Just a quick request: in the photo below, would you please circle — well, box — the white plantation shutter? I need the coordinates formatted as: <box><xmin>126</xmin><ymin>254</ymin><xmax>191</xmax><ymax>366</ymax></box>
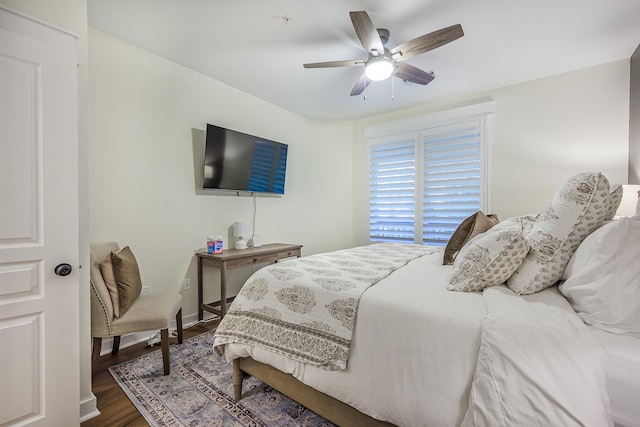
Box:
<box><xmin>368</xmin><ymin>133</ymin><xmax>417</xmax><ymax>243</ymax></box>
<box><xmin>422</xmin><ymin>121</ymin><xmax>482</xmax><ymax>246</ymax></box>
<box><xmin>364</xmin><ymin>102</ymin><xmax>493</xmax><ymax>246</ymax></box>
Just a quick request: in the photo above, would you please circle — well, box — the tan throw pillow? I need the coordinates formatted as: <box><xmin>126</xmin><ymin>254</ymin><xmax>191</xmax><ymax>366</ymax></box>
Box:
<box><xmin>110</xmin><ymin>246</ymin><xmax>143</xmax><ymax>316</ymax></box>
<box><xmin>443</xmin><ymin>211</ymin><xmax>499</xmax><ymax>265</ymax></box>
<box><xmin>99</xmin><ymin>254</ymin><xmax>121</xmax><ymax>317</ymax></box>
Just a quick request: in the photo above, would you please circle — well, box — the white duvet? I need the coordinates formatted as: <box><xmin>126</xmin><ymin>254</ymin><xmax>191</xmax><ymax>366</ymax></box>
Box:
<box><xmin>223</xmin><ymin>251</ymin><xmax>612</xmax><ymax>426</ymax></box>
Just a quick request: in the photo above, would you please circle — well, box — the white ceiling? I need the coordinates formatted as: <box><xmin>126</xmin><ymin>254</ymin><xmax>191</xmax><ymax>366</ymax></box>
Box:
<box><xmin>88</xmin><ymin>0</ymin><xmax>640</xmax><ymax>121</ymax></box>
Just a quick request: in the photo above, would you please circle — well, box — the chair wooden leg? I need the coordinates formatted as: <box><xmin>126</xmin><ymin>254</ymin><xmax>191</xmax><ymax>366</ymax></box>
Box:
<box><xmin>176</xmin><ymin>308</ymin><xmax>183</xmax><ymax>344</ymax></box>
<box><xmin>92</xmin><ymin>337</ymin><xmax>102</xmax><ymax>375</ymax></box>
<box><xmin>161</xmin><ymin>328</ymin><xmax>170</xmax><ymax>375</ymax></box>
<box><xmin>111</xmin><ymin>335</ymin><xmax>121</xmax><ymax>355</ymax></box>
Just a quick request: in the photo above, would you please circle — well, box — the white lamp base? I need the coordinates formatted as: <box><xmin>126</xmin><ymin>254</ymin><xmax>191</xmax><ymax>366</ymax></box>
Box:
<box><xmin>235</xmin><ymin>239</ymin><xmax>247</xmax><ymax>250</ymax></box>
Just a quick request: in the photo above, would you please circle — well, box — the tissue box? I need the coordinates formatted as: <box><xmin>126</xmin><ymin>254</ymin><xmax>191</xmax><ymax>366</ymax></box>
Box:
<box><xmin>207</xmin><ymin>237</ymin><xmax>224</xmax><ymax>254</ymax></box>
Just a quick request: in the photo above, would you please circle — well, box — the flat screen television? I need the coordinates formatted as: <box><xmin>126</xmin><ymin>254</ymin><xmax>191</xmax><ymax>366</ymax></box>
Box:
<box><xmin>203</xmin><ymin>124</ymin><xmax>288</xmax><ymax>194</ymax></box>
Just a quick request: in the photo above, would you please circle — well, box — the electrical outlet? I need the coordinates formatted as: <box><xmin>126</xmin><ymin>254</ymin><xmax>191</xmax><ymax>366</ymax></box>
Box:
<box><xmin>141</xmin><ymin>286</ymin><xmax>150</xmax><ymax>295</ymax></box>
<box><xmin>182</xmin><ymin>278</ymin><xmax>191</xmax><ymax>291</ymax></box>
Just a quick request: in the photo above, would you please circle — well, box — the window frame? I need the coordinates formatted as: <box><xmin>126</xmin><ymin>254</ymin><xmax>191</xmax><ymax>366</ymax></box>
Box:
<box><xmin>364</xmin><ymin>101</ymin><xmax>495</xmax><ymax>245</ymax></box>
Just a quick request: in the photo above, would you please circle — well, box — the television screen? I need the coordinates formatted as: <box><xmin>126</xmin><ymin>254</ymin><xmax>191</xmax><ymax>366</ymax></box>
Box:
<box><xmin>203</xmin><ymin>124</ymin><xmax>288</xmax><ymax>194</ymax></box>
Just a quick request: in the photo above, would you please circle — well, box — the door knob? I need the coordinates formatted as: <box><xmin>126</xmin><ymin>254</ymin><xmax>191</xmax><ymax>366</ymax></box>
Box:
<box><xmin>54</xmin><ymin>263</ymin><xmax>72</xmax><ymax>276</ymax></box>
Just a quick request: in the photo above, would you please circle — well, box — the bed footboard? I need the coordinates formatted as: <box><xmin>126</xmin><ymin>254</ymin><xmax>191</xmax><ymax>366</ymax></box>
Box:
<box><xmin>233</xmin><ymin>357</ymin><xmax>394</xmax><ymax>427</ymax></box>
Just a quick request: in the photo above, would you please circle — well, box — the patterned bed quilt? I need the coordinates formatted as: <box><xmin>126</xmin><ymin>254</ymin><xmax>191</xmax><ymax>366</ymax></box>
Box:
<box><xmin>213</xmin><ymin>243</ymin><xmax>440</xmax><ymax>370</ymax></box>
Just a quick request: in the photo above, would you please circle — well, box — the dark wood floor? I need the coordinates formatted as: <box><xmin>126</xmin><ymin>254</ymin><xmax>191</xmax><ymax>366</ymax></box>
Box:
<box><xmin>82</xmin><ymin>319</ymin><xmax>219</xmax><ymax>427</ymax></box>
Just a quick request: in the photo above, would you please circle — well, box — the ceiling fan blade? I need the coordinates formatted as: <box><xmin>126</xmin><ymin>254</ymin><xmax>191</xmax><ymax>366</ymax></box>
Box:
<box><xmin>394</xmin><ymin>62</ymin><xmax>435</xmax><ymax>85</ymax></box>
<box><xmin>390</xmin><ymin>24</ymin><xmax>464</xmax><ymax>61</ymax></box>
<box><xmin>349</xmin><ymin>11</ymin><xmax>384</xmax><ymax>55</ymax></box>
<box><xmin>303</xmin><ymin>59</ymin><xmax>364</xmax><ymax>68</ymax></box>
<box><xmin>350</xmin><ymin>73</ymin><xmax>371</xmax><ymax>96</ymax></box>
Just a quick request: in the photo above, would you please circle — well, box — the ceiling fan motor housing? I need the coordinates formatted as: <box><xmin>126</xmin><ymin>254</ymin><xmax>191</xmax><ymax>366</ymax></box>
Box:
<box><xmin>377</xmin><ymin>28</ymin><xmax>390</xmax><ymax>45</ymax></box>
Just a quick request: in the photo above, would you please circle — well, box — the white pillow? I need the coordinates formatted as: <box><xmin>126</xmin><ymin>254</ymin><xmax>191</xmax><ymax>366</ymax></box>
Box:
<box><xmin>605</xmin><ymin>184</ymin><xmax>623</xmax><ymax>220</ymax></box>
<box><xmin>559</xmin><ymin>216</ymin><xmax>640</xmax><ymax>336</ymax></box>
<box><xmin>448</xmin><ymin>217</ymin><xmax>529</xmax><ymax>292</ymax></box>
<box><xmin>507</xmin><ymin>172</ymin><xmax>610</xmax><ymax>295</ymax></box>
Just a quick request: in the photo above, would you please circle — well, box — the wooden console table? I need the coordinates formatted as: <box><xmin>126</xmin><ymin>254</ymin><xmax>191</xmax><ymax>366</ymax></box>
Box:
<box><xmin>196</xmin><ymin>243</ymin><xmax>303</xmax><ymax>320</ymax></box>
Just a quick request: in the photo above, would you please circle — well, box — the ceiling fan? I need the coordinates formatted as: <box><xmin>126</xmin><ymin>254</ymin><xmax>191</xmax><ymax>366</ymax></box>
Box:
<box><xmin>303</xmin><ymin>11</ymin><xmax>464</xmax><ymax>96</ymax></box>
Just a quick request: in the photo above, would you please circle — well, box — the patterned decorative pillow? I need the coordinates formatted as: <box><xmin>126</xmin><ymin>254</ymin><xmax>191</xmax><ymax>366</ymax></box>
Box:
<box><xmin>443</xmin><ymin>211</ymin><xmax>499</xmax><ymax>265</ymax></box>
<box><xmin>448</xmin><ymin>217</ymin><xmax>530</xmax><ymax>292</ymax></box>
<box><xmin>515</xmin><ymin>212</ymin><xmax>539</xmax><ymax>235</ymax></box>
<box><xmin>605</xmin><ymin>184</ymin><xmax>623</xmax><ymax>220</ymax></box>
<box><xmin>507</xmin><ymin>172</ymin><xmax>611</xmax><ymax>295</ymax></box>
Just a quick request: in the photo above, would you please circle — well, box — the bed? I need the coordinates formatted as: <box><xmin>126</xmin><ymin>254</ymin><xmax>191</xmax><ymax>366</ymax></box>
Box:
<box><xmin>213</xmin><ymin>172</ymin><xmax>640</xmax><ymax>427</ymax></box>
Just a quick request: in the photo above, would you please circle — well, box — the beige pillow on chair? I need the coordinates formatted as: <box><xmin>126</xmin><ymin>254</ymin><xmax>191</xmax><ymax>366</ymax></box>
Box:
<box><xmin>99</xmin><ymin>255</ymin><xmax>121</xmax><ymax>317</ymax></box>
<box><xmin>443</xmin><ymin>211</ymin><xmax>499</xmax><ymax>265</ymax></box>
<box><xmin>108</xmin><ymin>246</ymin><xmax>143</xmax><ymax>316</ymax></box>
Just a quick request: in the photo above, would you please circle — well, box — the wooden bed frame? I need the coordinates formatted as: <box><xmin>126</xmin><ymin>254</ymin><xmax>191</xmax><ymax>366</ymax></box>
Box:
<box><xmin>233</xmin><ymin>357</ymin><xmax>395</xmax><ymax>427</ymax></box>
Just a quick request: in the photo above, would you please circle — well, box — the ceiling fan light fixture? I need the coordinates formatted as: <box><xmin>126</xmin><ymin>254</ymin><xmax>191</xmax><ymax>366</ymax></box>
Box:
<box><xmin>365</xmin><ymin>57</ymin><xmax>393</xmax><ymax>81</ymax></box>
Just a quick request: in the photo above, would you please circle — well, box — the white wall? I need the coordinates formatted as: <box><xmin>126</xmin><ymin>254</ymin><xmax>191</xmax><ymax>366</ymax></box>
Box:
<box><xmin>89</xmin><ymin>29</ymin><xmax>354</xmax><ymax>320</ymax></box>
<box><xmin>353</xmin><ymin>60</ymin><xmax>630</xmax><ymax>244</ymax></box>
<box><xmin>0</xmin><ymin>0</ymin><xmax>85</xmax><ymax>33</ymax></box>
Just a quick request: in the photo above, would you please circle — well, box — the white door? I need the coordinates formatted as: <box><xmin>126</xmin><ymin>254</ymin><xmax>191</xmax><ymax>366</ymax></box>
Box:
<box><xmin>0</xmin><ymin>7</ymin><xmax>80</xmax><ymax>426</ymax></box>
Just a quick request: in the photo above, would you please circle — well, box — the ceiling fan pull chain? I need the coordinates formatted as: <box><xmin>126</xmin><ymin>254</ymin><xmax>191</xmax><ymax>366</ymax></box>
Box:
<box><xmin>364</xmin><ymin>76</ymin><xmax>367</xmax><ymax>100</ymax></box>
<box><xmin>391</xmin><ymin>70</ymin><xmax>395</xmax><ymax>101</ymax></box>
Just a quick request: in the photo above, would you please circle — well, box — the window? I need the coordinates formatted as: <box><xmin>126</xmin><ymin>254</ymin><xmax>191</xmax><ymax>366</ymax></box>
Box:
<box><xmin>365</xmin><ymin>102</ymin><xmax>494</xmax><ymax>246</ymax></box>
<box><xmin>369</xmin><ymin>132</ymin><xmax>418</xmax><ymax>243</ymax></box>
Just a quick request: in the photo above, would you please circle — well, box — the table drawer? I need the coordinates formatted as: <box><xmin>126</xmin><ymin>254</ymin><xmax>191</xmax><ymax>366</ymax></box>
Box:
<box><xmin>226</xmin><ymin>252</ymin><xmax>280</xmax><ymax>267</ymax></box>
<box><xmin>278</xmin><ymin>249</ymin><xmax>300</xmax><ymax>259</ymax></box>
<box><xmin>252</xmin><ymin>253</ymin><xmax>282</xmax><ymax>264</ymax></box>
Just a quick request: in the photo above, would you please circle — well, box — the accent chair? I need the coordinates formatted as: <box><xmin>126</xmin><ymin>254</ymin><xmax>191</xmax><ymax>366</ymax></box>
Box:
<box><xmin>89</xmin><ymin>242</ymin><xmax>183</xmax><ymax>375</ymax></box>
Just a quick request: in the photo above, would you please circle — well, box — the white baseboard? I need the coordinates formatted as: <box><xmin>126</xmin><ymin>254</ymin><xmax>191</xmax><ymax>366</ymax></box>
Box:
<box><xmin>79</xmin><ymin>392</ymin><xmax>100</xmax><ymax>422</ymax></box>
<box><xmin>99</xmin><ymin>312</ymin><xmax>217</xmax><ymax>355</ymax></box>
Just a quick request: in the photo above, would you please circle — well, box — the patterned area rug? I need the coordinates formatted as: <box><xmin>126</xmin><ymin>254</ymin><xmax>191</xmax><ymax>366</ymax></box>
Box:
<box><xmin>109</xmin><ymin>330</ymin><xmax>335</xmax><ymax>426</ymax></box>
